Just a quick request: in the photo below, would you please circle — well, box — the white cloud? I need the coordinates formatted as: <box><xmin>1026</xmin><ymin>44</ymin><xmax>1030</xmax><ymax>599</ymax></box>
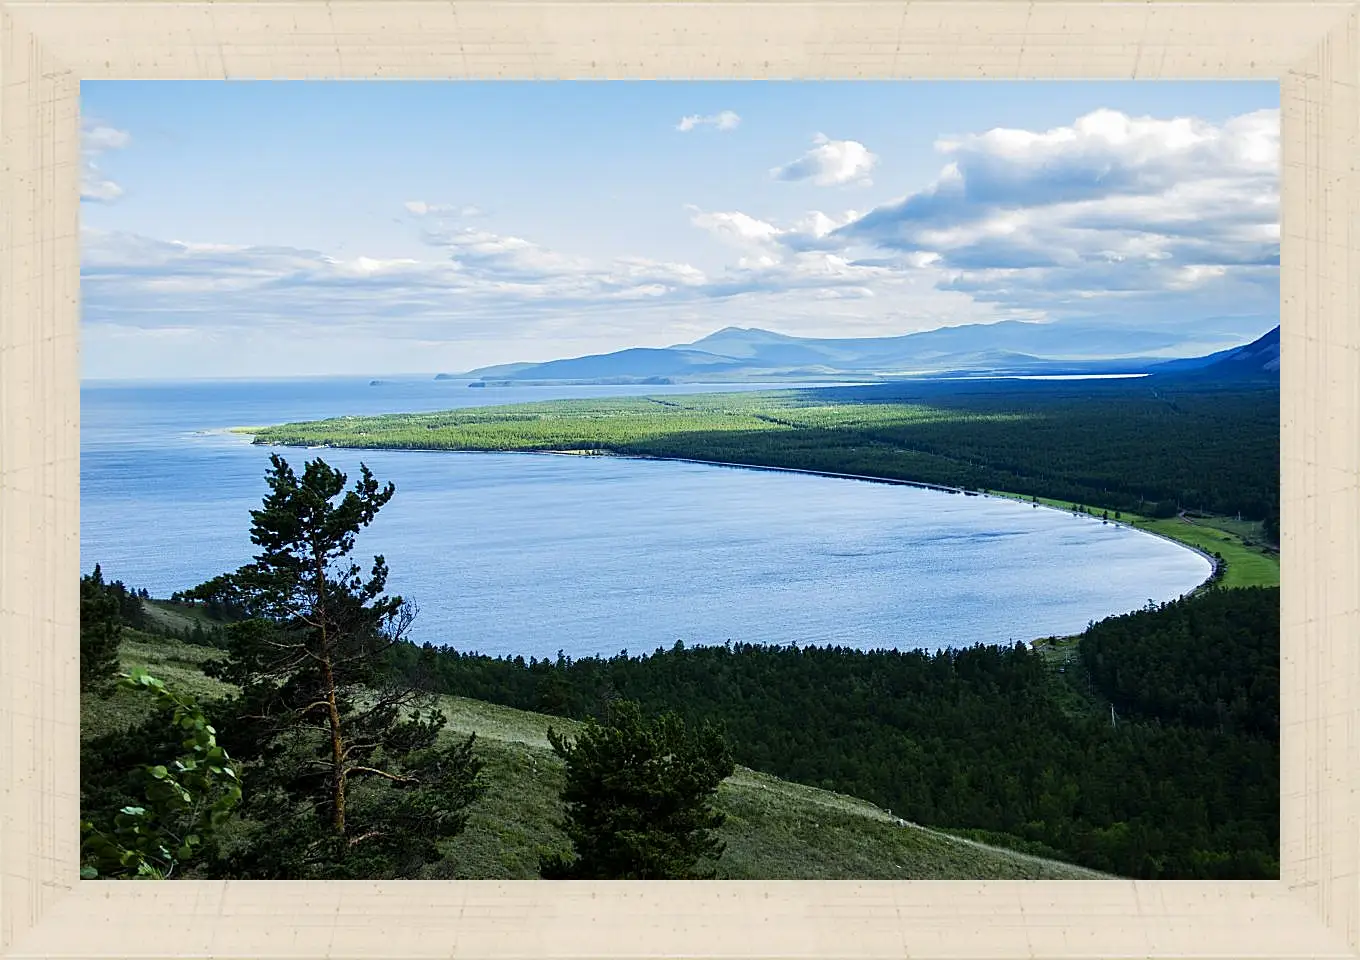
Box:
<box><xmin>841</xmin><ymin>109</ymin><xmax>1277</xmax><ymax>247</ymax></box>
<box><xmin>688</xmin><ymin>208</ymin><xmax>785</xmax><ymax>251</ymax></box>
<box><xmin>79</xmin><ymin>198</ymin><xmax>982</xmax><ymax>372</ymax></box>
<box><xmin>678</xmin><ymin>108</ymin><xmax>1277</xmax><ymax>334</ymax></box>
<box><xmin>771</xmin><ymin>134</ymin><xmax>878</xmax><ymax>187</ymax></box>
<box><xmin>676</xmin><ymin>111</ymin><xmax>741</xmax><ymax>133</ymax></box>
<box><xmin>83</xmin><ymin>125</ymin><xmax>131</xmax><ymax>152</ymax></box>
<box><xmin>929</xmin><ymin>108</ymin><xmax>1277</xmax><ymax>202</ymax></box>
<box><xmin>81</xmin><ymin>220</ymin><xmax>717</xmax><ymax>336</ymax></box>
<box><xmin>404</xmin><ymin>200</ymin><xmax>486</xmax><ymax>218</ymax></box>
<box><xmin>81</xmin><ymin>119</ymin><xmax>131</xmax><ymax>203</ymax></box>
<box><xmin>81</xmin><ymin>106</ymin><xmax>1280</xmax><ymax>377</ymax></box>
<box><xmin>813</xmin><ymin>108</ymin><xmax>1280</xmax><ymax>322</ymax></box>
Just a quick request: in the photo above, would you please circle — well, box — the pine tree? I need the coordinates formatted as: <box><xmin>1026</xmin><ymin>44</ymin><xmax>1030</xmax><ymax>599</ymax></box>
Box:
<box><xmin>201</xmin><ymin>454</ymin><xmax>483</xmax><ymax>879</ymax></box>
<box><xmin>80</xmin><ymin>564</ymin><xmax>124</xmax><ymax>692</ymax></box>
<box><xmin>540</xmin><ymin>699</ymin><xmax>735</xmax><ymax>880</ymax></box>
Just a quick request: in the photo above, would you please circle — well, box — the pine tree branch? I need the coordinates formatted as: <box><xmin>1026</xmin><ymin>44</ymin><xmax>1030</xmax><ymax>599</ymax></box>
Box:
<box><xmin>346</xmin><ymin>829</ymin><xmax>386</xmax><ymax>848</ymax></box>
<box><xmin>340</xmin><ymin>741</ymin><xmax>385</xmax><ymax>761</ymax></box>
<box><xmin>345</xmin><ymin>765</ymin><xmax>419</xmax><ymax>784</ymax></box>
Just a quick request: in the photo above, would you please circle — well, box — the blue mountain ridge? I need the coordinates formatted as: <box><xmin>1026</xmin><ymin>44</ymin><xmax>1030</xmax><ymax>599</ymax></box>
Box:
<box><xmin>442</xmin><ymin>319</ymin><xmax>1281</xmax><ymax>384</ymax></box>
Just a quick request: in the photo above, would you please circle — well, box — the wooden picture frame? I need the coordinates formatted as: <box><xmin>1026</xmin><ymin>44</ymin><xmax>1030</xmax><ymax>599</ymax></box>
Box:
<box><xmin>2</xmin><ymin>2</ymin><xmax>1354</xmax><ymax>957</ymax></box>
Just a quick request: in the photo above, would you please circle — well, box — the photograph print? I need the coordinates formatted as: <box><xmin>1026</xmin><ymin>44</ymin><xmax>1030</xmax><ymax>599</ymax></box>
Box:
<box><xmin>79</xmin><ymin>80</ymin><xmax>1280</xmax><ymax>882</ymax></box>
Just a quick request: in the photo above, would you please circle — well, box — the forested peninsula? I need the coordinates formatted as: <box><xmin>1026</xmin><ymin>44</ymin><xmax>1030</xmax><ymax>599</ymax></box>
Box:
<box><xmin>243</xmin><ymin>378</ymin><xmax>1280</xmax><ymax>588</ymax></box>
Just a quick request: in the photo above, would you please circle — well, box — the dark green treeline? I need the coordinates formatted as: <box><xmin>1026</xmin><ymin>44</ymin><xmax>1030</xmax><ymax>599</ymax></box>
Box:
<box><xmin>379</xmin><ymin>586</ymin><xmax>1280</xmax><ymax>881</ymax></box>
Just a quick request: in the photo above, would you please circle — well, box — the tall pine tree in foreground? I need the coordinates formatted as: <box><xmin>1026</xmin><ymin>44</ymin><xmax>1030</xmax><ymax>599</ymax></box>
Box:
<box><xmin>541</xmin><ymin>699</ymin><xmax>735</xmax><ymax>879</ymax></box>
<box><xmin>198</xmin><ymin>454</ymin><xmax>483</xmax><ymax>879</ymax></box>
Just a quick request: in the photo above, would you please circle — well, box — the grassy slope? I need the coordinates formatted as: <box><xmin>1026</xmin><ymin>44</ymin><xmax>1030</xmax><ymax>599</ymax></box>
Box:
<box><xmin>85</xmin><ymin>610</ymin><xmax>1108</xmax><ymax>881</ymax></box>
<box><xmin>1129</xmin><ymin>517</ymin><xmax>1277</xmax><ymax>588</ymax></box>
<box><xmin>141</xmin><ymin>599</ymin><xmax>223</xmax><ymax>633</ymax></box>
<box><xmin>986</xmin><ymin>493</ymin><xmax>1278</xmax><ymax>589</ymax></box>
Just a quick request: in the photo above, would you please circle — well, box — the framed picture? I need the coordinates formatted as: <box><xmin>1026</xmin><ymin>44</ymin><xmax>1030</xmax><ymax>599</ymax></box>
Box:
<box><xmin>3</xmin><ymin>3</ymin><xmax>1355</xmax><ymax>959</ymax></box>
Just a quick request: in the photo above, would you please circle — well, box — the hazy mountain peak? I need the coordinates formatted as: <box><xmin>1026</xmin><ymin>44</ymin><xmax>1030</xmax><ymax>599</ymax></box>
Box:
<box><xmin>1148</xmin><ymin>325</ymin><xmax>1279</xmax><ymax>380</ymax></box>
<box><xmin>452</xmin><ymin>319</ymin><xmax>1280</xmax><ymax>384</ymax></box>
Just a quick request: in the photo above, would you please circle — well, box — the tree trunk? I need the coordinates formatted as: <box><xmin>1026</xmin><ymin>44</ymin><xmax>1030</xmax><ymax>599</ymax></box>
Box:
<box><xmin>313</xmin><ymin>544</ymin><xmax>347</xmax><ymax>837</ymax></box>
<box><xmin>322</xmin><ymin>651</ymin><xmax>347</xmax><ymax>836</ymax></box>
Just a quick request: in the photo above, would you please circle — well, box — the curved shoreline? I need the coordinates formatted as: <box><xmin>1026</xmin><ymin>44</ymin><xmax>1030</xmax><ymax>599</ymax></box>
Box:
<box><xmin>249</xmin><ymin>434</ymin><xmax>1220</xmax><ymax>602</ymax></box>
<box><xmin>1107</xmin><ymin>522</ymin><xmax>1220</xmax><ymax>593</ymax></box>
<box><xmin>544</xmin><ymin>449</ymin><xmax>1221</xmax><ymax>596</ymax></box>
<box><xmin>548</xmin><ymin>449</ymin><xmax>970</xmax><ymax>495</ymax></box>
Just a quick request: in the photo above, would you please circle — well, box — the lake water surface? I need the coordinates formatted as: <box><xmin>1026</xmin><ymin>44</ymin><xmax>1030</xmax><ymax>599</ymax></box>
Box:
<box><xmin>81</xmin><ymin>377</ymin><xmax>1212</xmax><ymax>660</ymax></box>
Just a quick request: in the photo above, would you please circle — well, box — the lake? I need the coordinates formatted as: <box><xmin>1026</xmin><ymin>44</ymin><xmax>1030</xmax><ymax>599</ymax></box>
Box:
<box><xmin>81</xmin><ymin>377</ymin><xmax>1213</xmax><ymax>660</ymax></box>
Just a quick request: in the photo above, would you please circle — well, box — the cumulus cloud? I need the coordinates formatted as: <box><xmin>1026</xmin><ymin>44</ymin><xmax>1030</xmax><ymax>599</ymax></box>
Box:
<box><xmin>81</xmin><ymin>119</ymin><xmax>131</xmax><ymax>203</ymax></box>
<box><xmin>812</xmin><ymin>108</ymin><xmax>1280</xmax><ymax>321</ymax></box>
<box><xmin>688</xmin><ymin>208</ymin><xmax>785</xmax><ymax>253</ymax></box>
<box><xmin>771</xmin><ymin>134</ymin><xmax>878</xmax><ymax>186</ymax></box>
<box><xmin>840</xmin><ymin>111</ymin><xmax>1275</xmax><ymax>243</ymax></box>
<box><xmin>80</xmin><ymin>220</ymin><xmax>717</xmax><ymax>340</ymax></box>
<box><xmin>676</xmin><ymin>202</ymin><xmax>959</xmax><ymax>312</ymax></box>
<box><xmin>675</xmin><ymin>107</ymin><xmax>1278</xmax><ymax>334</ymax></box>
<box><xmin>676</xmin><ymin>110</ymin><xmax>741</xmax><ymax>133</ymax></box>
<box><xmin>686</xmin><ymin>205</ymin><xmax>870</xmax><ymax>275</ymax></box>
<box><xmin>82</xmin><ymin>105</ymin><xmax>1280</xmax><ymax>377</ymax></box>
<box><xmin>80</xmin><ymin>199</ymin><xmax>976</xmax><ymax>364</ymax></box>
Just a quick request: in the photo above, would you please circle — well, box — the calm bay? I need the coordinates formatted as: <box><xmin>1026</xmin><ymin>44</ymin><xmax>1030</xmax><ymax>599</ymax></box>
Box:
<box><xmin>81</xmin><ymin>377</ymin><xmax>1212</xmax><ymax>661</ymax></box>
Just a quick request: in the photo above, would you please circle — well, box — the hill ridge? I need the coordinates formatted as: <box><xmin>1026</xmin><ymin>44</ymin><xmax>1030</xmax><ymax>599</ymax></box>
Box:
<box><xmin>91</xmin><ymin>603</ymin><xmax>1112</xmax><ymax>881</ymax></box>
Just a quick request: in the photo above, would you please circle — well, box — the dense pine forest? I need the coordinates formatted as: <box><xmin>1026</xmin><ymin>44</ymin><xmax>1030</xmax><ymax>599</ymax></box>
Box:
<box><xmin>85</xmin><ymin>572</ymin><xmax>1280</xmax><ymax>880</ymax></box>
<box><xmin>84</xmin><ymin>377</ymin><xmax>1281</xmax><ymax>881</ymax></box>
<box><xmin>371</xmin><ymin>586</ymin><xmax>1280</xmax><ymax>880</ymax></box>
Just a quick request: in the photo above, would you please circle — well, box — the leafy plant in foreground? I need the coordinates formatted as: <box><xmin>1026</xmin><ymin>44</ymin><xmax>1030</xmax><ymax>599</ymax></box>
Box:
<box><xmin>80</xmin><ymin>669</ymin><xmax>242</xmax><ymax>879</ymax></box>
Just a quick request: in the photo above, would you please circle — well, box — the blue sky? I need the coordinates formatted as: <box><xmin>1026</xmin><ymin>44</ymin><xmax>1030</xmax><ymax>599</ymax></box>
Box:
<box><xmin>80</xmin><ymin>81</ymin><xmax>1280</xmax><ymax>379</ymax></box>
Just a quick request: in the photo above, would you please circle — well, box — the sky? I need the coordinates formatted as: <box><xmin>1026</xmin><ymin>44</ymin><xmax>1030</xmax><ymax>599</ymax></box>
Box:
<box><xmin>80</xmin><ymin>81</ymin><xmax>1280</xmax><ymax>380</ymax></box>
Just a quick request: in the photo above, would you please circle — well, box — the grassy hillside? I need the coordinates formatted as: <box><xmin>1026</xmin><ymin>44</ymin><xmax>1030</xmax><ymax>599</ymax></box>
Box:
<box><xmin>83</xmin><ymin>606</ymin><xmax>1107</xmax><ymax>881</ymax></box>
<box><xmin>1128</xmin><ymin>516</ymin><xmax>1276</xmax><ymax>588</ymax></box>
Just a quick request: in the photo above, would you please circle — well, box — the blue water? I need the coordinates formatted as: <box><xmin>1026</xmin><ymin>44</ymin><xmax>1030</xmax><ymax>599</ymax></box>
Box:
<box><xmin>80</xmin><ymin>377</ymin><xmax>1212</xmax><ymax>660</ymax></box>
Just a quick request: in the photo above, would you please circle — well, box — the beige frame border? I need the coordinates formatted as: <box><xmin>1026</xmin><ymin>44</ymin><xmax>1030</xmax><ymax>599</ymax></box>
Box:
<box><xmin>1</xmin><ymin>1</ymin><xmax>1355</xmax><ymax>957</ymax></box>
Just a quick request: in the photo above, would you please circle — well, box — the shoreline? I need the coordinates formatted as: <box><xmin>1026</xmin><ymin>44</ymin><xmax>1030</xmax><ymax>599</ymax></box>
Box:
<box><xmin>243</xmin><ymin>432</ymin><xmax>1221</xmax><ymax>611</ymax></box>
<box><xmin>552</xmin><ymin>449</ymin><xmax>1222</xmax><ymax>597</ymax></box>
<box><xmin>540</xmin><ymin>448</ymin><xmax>969</xmax><ymax>496</ymax></box>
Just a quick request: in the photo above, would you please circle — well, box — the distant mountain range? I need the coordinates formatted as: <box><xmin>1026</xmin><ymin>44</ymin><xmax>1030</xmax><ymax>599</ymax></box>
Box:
<box><xmin>1145</xmin><ymin>325</ymin><xmax>1281</xmax><ymax>381</ymax></box>
<box><xmin>435</xmin><ymin>319</ymin><xmax>1281</xmax><ymax>386</ymax></box>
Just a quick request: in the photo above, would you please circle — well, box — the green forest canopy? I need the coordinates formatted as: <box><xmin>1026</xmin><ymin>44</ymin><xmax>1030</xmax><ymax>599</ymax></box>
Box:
<box><xmin>376</xmin><ymin>585</ymin><xmax>1280</xmax><ymax>880</ymax></box>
